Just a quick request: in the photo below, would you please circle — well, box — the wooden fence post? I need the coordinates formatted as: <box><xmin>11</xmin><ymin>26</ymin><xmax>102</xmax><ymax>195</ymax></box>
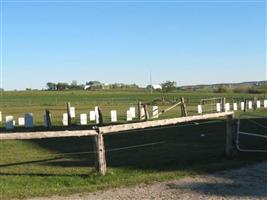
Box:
<box><xmin>222</xmin><ymin>98</ymin><xmax>226</xmax><ymax>112</ymax></box>
<box><xmin>180</xmin><ymin>97</ymin><xmax>188</xmax><ymax>117</ymax></box>
<box><xmin>253</xmin><ymin>96</ymin><xmax>257</xmax><ymax>111</ymax></box>
<box><xmin>45</xmin><ymin>109</ymin><xmax>52</xmax><ymax>128</ymax></box>
<box><xmin>138</xmin><ymin>101</ymin><xmax>142</xmax><ymax>121</ymax></box>
<box><xmin>98</xmin><ymin>107</ymin><xmax>104</xmax><ymax>125</ymax></box>
<box><xmin>225</xmin><ymin>114</ymin><xmax>235</xmax><ymax>157</ymax></box>
<box><xmin>244</xmin><ymin>99</ymin><xmax>248</xmax><ymax>112</ymax></box>
<box><xmin>144</xmin><ymin>104</ymin><xmax>150</xmax><ymax>121</ymax></box>
<box><xmin>93</xmin><ymin>131</ymin><xmax>106</xmax><ymax>176</ymax></box>
<box><xmin>66</xmin><ymin>102</ymin><xmax>71</xmax><ymax>126</ymax></box>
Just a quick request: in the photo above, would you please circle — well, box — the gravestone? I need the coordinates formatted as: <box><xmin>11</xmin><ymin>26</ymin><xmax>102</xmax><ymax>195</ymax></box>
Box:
<box><xmin>248</xmin><ymin>101</ymin><xmax>253</xmax><ymax>109</ymax></box>
<box><xmin>25</xmin><ymin>113</ymin><xmax>34</xmax><ymax>128</ymax></box>
<box><xmin>240</xmin><ymin>102</ymin><xmax>245</xmax><ymax>110</ymax></box>
<box><xmin>111</xmin><ymin>110</ymin><xmax>117</xmax><ymax>122</ymax></box>
<box><xmin>233</xmin><ymin>103</ymin><xmax>238</xmax><ymax>111</ymax></box>
<box><xmin>216</xmin><ymin>103</ymin><xmax>221</xmax><ymax>112</ymax></box>
<box><xmin>264</xmin><ymin>100</ymin><xmax>267</xmax><ymax>108</ymax></box>
<box><xmin>129</xmin><ymin>107</ymin><xmax>136</xmax><ymax>118</ymax></box>
<box><xmin>62</xmin><ymin>113</ymin><xmax>68</xmax><ymax>126</ymax></box>
<box><xmin>80</xmin><ymin>113</ymin><xmax>87</xmax><ymax>125</ymax></box>
<box><xmin>0</xmin><ymin>112</ymin><xmax>2</xmax><ymax>122</ymax></box>
<box><xmin>225</xmin><ymin>103</ymin><xmax>230</xmax><ymax>111</ymax></box>
<box><xmin>90</xmin><ymin>111</ymin><xmax>96</xmax><ymax>121</ymax></box>
<box><xmin>152</xmin><ymin>106</ymin><xmax>159</xmax><ymax>118</ymax></box>
<box><xmin>70</xmin><ymin>107</ymin><xmax>75</xmax><ymax>118</ymax></box>
<box><xmin>127</xmin><ymin>110</ymin><xmax>133</xmax><ymax>121</ymax></box>
<box><xmin>95</xmin><ymin>107</ymin><xmax>100</xmax><ymax>124</ymax></box>
<box><xmin>5</xmin><ymin>116</ymin><xmax>14</xmax><ymax>130</ymax></box>
<box><xmin>257</xmin><ymin>100</ymin><xmax>261</xmax><ymax>108</ymax></box>
<box><xmin>197</xmin><ymin>105</ymin><xmax>202</xmax><ymax>114</ymax></box>
<box><xmin>18</xmin><ymin>117</ymin><xmax>25</xmax><ymax>126</ymax></box>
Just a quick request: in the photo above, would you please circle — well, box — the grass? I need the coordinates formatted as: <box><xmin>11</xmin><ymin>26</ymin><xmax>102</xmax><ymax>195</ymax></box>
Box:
<box><xmin>0</xmin><ymin>90</ymin><xmax>267</xmax><ymax>199</ymax></box>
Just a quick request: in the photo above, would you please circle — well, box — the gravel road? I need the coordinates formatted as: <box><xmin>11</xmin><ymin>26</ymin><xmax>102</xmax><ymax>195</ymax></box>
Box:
<box><xmin>28</xmin><ymin>162</ymin><xmax>267</xmax><ymax>200</ymax></box>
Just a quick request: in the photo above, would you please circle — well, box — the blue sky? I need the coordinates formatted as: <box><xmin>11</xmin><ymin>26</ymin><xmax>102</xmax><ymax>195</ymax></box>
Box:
<box><xmin>1</xmin><ymin>0</ymin><xmax>266</xmax><ymax>90</ymax></box>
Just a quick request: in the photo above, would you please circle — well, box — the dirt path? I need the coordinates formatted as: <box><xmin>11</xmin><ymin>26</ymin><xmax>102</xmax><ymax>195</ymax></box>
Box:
<box><xmin>29</xmin><ymin>162</ymin><xmax>267</xmax><ymax>200</ymax></box>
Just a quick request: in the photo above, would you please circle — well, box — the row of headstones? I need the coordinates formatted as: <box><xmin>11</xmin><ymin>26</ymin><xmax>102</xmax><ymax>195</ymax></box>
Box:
<box><xmin>1</xmin><ymin>106</ymin><xmax>160</xmax><ymax>130</ymax></box>
<box><xmin>197</xmin><ymin>100</ymin><xmax>267</xmax><ymax>114</ymax></box>
<box><xmin>62</xmin><ymin>106</ymin><xmax>160</xmax><ymax>126</ymax></box>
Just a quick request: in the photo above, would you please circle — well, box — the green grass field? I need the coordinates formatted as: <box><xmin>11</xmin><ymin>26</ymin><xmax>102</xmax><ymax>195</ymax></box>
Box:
<box><xmin>0</xmin><ymin>90</ymin><xmax>267</xmax><ymax>199</ymax></box>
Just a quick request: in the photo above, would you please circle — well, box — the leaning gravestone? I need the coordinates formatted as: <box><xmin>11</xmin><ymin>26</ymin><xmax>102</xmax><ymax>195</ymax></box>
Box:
<box><xmin>5</xmin><ymin>116</ymin><xmax>14</xmax><ymax>130</ymax></box>
<box><xmin>25</xmin><ymin>113</ymin><xmax>34</xmax><ymax>128</ymax></box>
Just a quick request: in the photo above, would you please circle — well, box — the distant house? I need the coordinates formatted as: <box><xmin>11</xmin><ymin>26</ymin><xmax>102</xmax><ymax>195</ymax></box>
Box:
<box><xmin>84</xmin><ymin>82</ymin><xmax>110</xmax><ymax>90</ymax></box>
<box><xmin>152</xmin><ymin>84</ymin><xmax>162</xmax><ymax>90</ymax></box>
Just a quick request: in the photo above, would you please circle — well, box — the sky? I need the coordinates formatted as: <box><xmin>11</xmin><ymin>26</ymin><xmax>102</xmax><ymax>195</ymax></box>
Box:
<box><xmin>0</xmin><ymin>0</ymin><xmax>266</xmax><ymax>90</ymax></box>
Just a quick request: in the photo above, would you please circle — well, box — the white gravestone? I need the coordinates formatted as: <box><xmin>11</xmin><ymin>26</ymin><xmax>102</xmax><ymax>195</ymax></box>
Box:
<box><xmin>95</xmin><ymin>107</ymin><xmax>100</xmax><ymax>124</ymax></box>
<box><xmin>80</xmin><ymin>114</ymin><xmax>87</xmax><ymax>125</ymax></box>
<box><xmin>264</xmin><ymin>100</ymin><xmax>267</xmax><ymax>108</ymax></box>
<box><xmin>129</xmin><ymin>107</ymin><xmax>136</xmax><ymax>118</ymax></box>
<box><xmin>257</xmin><ymin>101</ymin><xmax>261</xmax><ymax>108</ymax></box>
<box><xmin>62</xmin><ymin>113</ymin><xmax>68</xmax><ymax>126</ymax></box>
<box><xmin>152</xmin><ymin>106</ymin><xmax>159</xmax><ymax>118</ymax></box>
<box><xmin>90</xmin><ymin>111</ymin><xmax>96</xmax><ymax>121</ymax></box>
<box><xmin>225</xmin><ymin>103</ymin><xmax>230</xmax><ymax>111</ymax></box>
<box><xmin>216</xmin><ymin>103</ymin><xmax>221</xmax><ymax>112</ymax></box>
<box><xmin>240</xmin><ymin>102</ymin><xmax>245</xmax><ymax>110</ymax></box>
<box><xmin>25</xmin><ymin>113</ymin><xmax>34</xmax><ymax>128</ymax></box>
<box><xmin>111</xmin><ymin>110</ymin><xmax>117</xmax><ymax>122</ymax></box>
<box><xmin>233</xmin><ymin>103</ymin><xmax>238</xmax><ymax>111</ymax></box>
<box><xmin>43</xmin><ymin>114</ymin><xmax>51</xmax><ymax>127</ymax></box>
<box><xmin>18</xmin><ymin>117</ymin><xmax>25</xmax><ymax>126</ymax></box>
<box><xmin>5</xmin><ymin>116</ymin><xmax>14</xmax><ymax>130</ymax></box>
<box><xmin>0</xmin><ymin>111</ymin><xmax>2</xmax><ymax>122</ymax></box>
<box><xmin>127</xmin><ymin>110</ymin><xmax>133</xmax><ymax>121</ymax></box>
<box><xmin>248</xmin><ymin>101</ymin><xmax>253</xmax><ymax>109</ymax></box>
<box><xmin>70</xmin><ymin>107</ymin><xmax>75</xmax><ymax>118</ymax></box>
<box><xmin>198</xmin><ymin>105</ymin><xmax>202</xmax><ymax>114</ymax></box>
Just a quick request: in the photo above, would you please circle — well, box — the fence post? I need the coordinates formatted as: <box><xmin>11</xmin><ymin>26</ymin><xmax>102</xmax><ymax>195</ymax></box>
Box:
<box><xmin>93</xmin><ymin>131</ymin><xmax>106</xmax><ymax>176</ymax></box>
<box><xmin>45</xmin><ymin>109</ymin><xmax>52</xmax><ymax>128</ymax></box>
<box><xmin>138</xmin><ymin>101</ymin><xmax>142</xmax><ymax>120</ymax></box>
<box><xmin>98</xmin><ymin>107</ymin><xmax>104</xmax><ymax>125</ymax></box>
<box><xmin>225</xmin><ymin>114</ymin><xmax>235</xmax><ymax>157</ymax></box>
<box><xmin>222</xmin><ymin>98</ymin><xmax>226</xmax><ymax>112</ymax></box>
<box><xmin>253</xmin><ymin>96</ymin><xmax>257</xmax><ymax>111</ymax></box>
<box><xmin>180</xmin><ymin>97</ymin><xmax>188</xmax><ymax>117</ymax></box>
<box><xmin>144</xmin><ymin>104</ymin><xmax>150</xmax><ymax>121</ymax></box>
<box><xmin>244</xmin><ymin>99</ymin><xmax>248</xmax><ymax>112</ymax></box>
<box><xmin>66</xmin><ymin>102</ymin><xmax>71</xmax><ymax>126</ymax></box>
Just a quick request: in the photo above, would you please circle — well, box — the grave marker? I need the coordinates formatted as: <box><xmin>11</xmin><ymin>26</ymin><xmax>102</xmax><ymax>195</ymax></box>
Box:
<box><xmin>62</xmin><ymin>113</ymin><xmax>68</xmax><ymax>126</ymax></box>
<box><xmin>216</xmin><ymin>103</ymin><xmax>221</xmax><ymax>112</ymax></box>
<box><xmin>111</xmin><ymin>110</ymin><xmax>117</xmax><ymax>122</ymax></box>
<box><xmin>95</xmin><ymin>107</ymin><xmax>100</xmax><ymax>124</ymax></box>
<box><xmin>240</xmin><ymin>102</ymin><xmax>245</xmax><ymax>110</ymax></box>
<box><xmin>264</xmin><ymin>100</ymin><xmax>267</xmax><ymax>108</ymax></box>
<box><xmin>129</xmin><ymin>107</ymin><xmax>136</xmax><ymax>118</ymax></box>
<box><xmin>152</xmin><ymin>106</ymin><xmax>159</xmax><ymax>118</ymax></box>
<box><xmin>0</xmin><ymin>112</ymin><xmax>2</xmax><ymax>122</ymax></box>
<box><xmin>25</xmin><ymin>113</ymin><xmax>34</xmax><ymax>128</ymax></box>
<box><xmin>233</xmin><ymin>103</ymin><xmax>238</xmax><ymax>111</ymax></box>
<box><xmin>127</xmin><ymin>110</ymin><xmax>133</xmax><ymax>121</ymax></box>
<box><xmin>90</xmin><ymin>111</ymin><xmax>96</xmax><ymax>121</ymax></box>
<box><xmin>5</xmin><ymin>116</ymin><xmax>14</xmax><ymax>130</ymax></box>
<box><xmin>18</xmin><ymin>117</ymin><xmax>25</xmax><ymax>126</ymax></box>
<box><xmin>198</xmin><ymin>105</ymin><xmax>202</xmax><ymax>114</ymax></box>
<box><xmin>80</xmin><ymin>114</ymin><xmax>88</xmax><ymax>125</ymax></box>
<box><xmin>257</xmin><ymin>100</ymin><xmax>261</xmax><ymax>108</ymax></box>
<box><xmin>70</xmin><ymin>107</ymin><xmax>76</xmax><ymax>118</ymax></box>
<box><xmin>248</xmin><ymin>101</ymin><xmax>253</xmax><ymax>109</ymax></box>
<box><xmin>225</xmin><ymin>103</ymin><xmax>230</xmax><ymax>111</ymax></box>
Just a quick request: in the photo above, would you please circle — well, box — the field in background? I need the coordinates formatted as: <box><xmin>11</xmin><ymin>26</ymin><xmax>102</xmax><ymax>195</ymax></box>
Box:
<box><xmin>0</xmin><ymin>90</ymin><xmax>266</xmax><ymax>127</ymax></box>
<box><xmin>0</xmin><ymin>90</ymin><xmax>267</xmax><ymax>199</ymax></box>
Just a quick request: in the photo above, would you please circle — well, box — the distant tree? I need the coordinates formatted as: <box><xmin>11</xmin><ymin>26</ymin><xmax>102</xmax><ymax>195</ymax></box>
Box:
<box><xmin>46</xmin><ymin>82</ymin><xmax>57</xmax><ymax>91</ymax></box>
<box><xmin>161</xmin><ymin>81</ymin><xmax>177</xmax><ymax>92</ymax></box>
<box><xmin>57</xmin><ymin>82</ymin><xmax>69</xmax><ymax>91</ymax></box>
<box><xmin>214</xmin><ymin>85</ymin><xmax>229</xmax><ymax>93</ymax></box>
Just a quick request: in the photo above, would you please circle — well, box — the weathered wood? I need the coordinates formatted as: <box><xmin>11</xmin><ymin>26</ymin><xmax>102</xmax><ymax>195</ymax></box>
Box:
<box><xmin>181</xmin><ymin>97</ymin><xmax>188</xmax><ymax>117</ymax></box>
<box><xmin>0</xmin><ymin>130</ymin><xmax>98</xmax><ymax>140</ymax></box>
<box><xmin>244</xmin><ymin>99</ymin><xmax>248</xmax><ymax>112</ymax></box>
<box><xmin>98</xmin><ymin>107</ymin><xmax>104</xmax><ymax>125</ymax></box>
<box><xmin>225</xmin><ymin>114</ymin><xmax>235</xmax><ymax>157</ymax></box>
<box><xmin>45</xmin><ymin>110</ymin><xmax>52</xmax><ymax>128</ymax></box>
<box><xmin>100</xmin><ymin>112</ymin><xmax>234</xmax><ymax>135</ymax></box>
<box><xmin>67</xmin><ymin>102</ymin><xmax>71</xmax><ymax>126</ymax></box>
<box><xmin>144</xmin><ymin>104</ymin><xmax>150</xmax><ymax>121</ymax></box>
<box><xmin>253</xmin><ymin>96</ymin><xmax>257</xmax><ymax>111</ymax></box>
<box><xmin>94</xmin><ymin>132</ymin><xmax>106</xmax><ymax>175</ymax></box>
<box><xmin>221</xmin><ymin>98</ymin><xmax>226</xmax><ymax>112</ymax></box>
<box><xmin>138</xmin><ymin>101</ymin><xmax>142</xmax><ymax>120</ymax></box>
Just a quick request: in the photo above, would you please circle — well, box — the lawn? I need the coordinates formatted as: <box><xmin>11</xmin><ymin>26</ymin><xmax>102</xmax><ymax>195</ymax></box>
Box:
<box><xmin>0</xmin><ymin>90</ymin><xmax>267</xmax><ymax>199</ymax></box>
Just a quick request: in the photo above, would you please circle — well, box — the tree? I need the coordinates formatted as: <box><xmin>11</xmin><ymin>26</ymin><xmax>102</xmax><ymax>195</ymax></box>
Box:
<box><xmin>57</xmin><ymin>82</ymin><xmax>69</xmax><ymax>91</ymax></box>
<box><xmin>46</xmin><ymin>82</ymin><xmax>57</xmax><ymax>91</ymax></box>
<box><xmin>161</xmin><ymin>81</ymin><xmax>177</xmax><ymax>92</ymax></box>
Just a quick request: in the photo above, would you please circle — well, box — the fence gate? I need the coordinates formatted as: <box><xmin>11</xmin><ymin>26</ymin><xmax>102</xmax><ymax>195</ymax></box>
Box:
<box><xmin>236</xmin><ymin>114</ymin><xmax>267</xmax><ymax>153</ymax></box>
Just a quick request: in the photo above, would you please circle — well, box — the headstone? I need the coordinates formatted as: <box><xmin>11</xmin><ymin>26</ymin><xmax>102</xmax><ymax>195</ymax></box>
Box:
<box><xmin>257</xmin><ymin>100</ymin><xmax>261</xmax><ymax>108</ymax></box>
<box><xmin>127</xmin><ymin>110</ymin><xmax>133</xmax><ymax>121</ymax></box>
<box><xmin>62</xmin><ymin>113</ymin><xmax>68</xmax><ymax>126</ymax></box>
<box><xmin>25</xmin><ymin>113</ymin><xmax>34</xmax><ymax>128</ymax></box>
<box><xmin>111</xmin><ymin>110</ymin><xmax>117</xmax><ymax>122</ymax></box>
<box><xmin>248</xmin><ymin>101</ymin><xmax>253</xmax><ymax>109</ymax></box>
<box><xmin>95</xmin><ymin>106</ymin><xmax>99</xmax><ymax>124</ymax></box>
<box><xmin>233</xmin><ymin>103</ymin><xmax>238</xmax><ymax>111</ymax></box>
<box><xmin>0</xmin><ymin>111</ymin><xmax>2</xmax><ymax>122</ymax></box>
<box><xmin>225</xmin><ymin>103</ymin><xmax>230</xmax><ymax>111</ymax></box>
<box><xmin>129</xmin><ymin>107</ymin><xmax>136</xmax><ymax>118</ymax></box>
<box><xmin>240</xmin><ymin>102</ymin><xmax>245</xmax><ymax>110</ymax></box>
<box><xmin>80</xmin><ymin>113</ymin><xmax>87</xmax><ymax>125</ymax></box>
<box><xmin>216</xmin><ymin>103</ymin><xmax>221</xmax><ymax>112</ymax></box>
<box><xmin>264</xmin><ymin>100</ymin><xmax>267</xmax><ymax>108</ymax></box>
<box><xmin>18</xmin><ymin>117</ymin><xmax>25</xmax><ymax>126</ymax></box>
<box><xmin>70</xmin><ymin>107</ymin><xmax>75</xmax><ymax>118</ymax></box>
<box><xmin>152</xmin><ymin>106</ymin><xmax>159</xmax><ymax>118</ymax></box>
<box><xmin>90</xmin><ymin>111</ymin><xmax>96</xmax><ymax>121</ymax></box>
<box><xmin>5</xmin><ymin>116</ymin><xmax>14</xmax><ymax>130</ymax></box>
<box><xmin>141</xmin><ymin>107</ymin><xmax>146</xmax><ymax>120</ymax></box>
<box><xmin>197</xmin><ymin>105</ymin><xmax>202</xmax><ymax>114</ymax></box>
